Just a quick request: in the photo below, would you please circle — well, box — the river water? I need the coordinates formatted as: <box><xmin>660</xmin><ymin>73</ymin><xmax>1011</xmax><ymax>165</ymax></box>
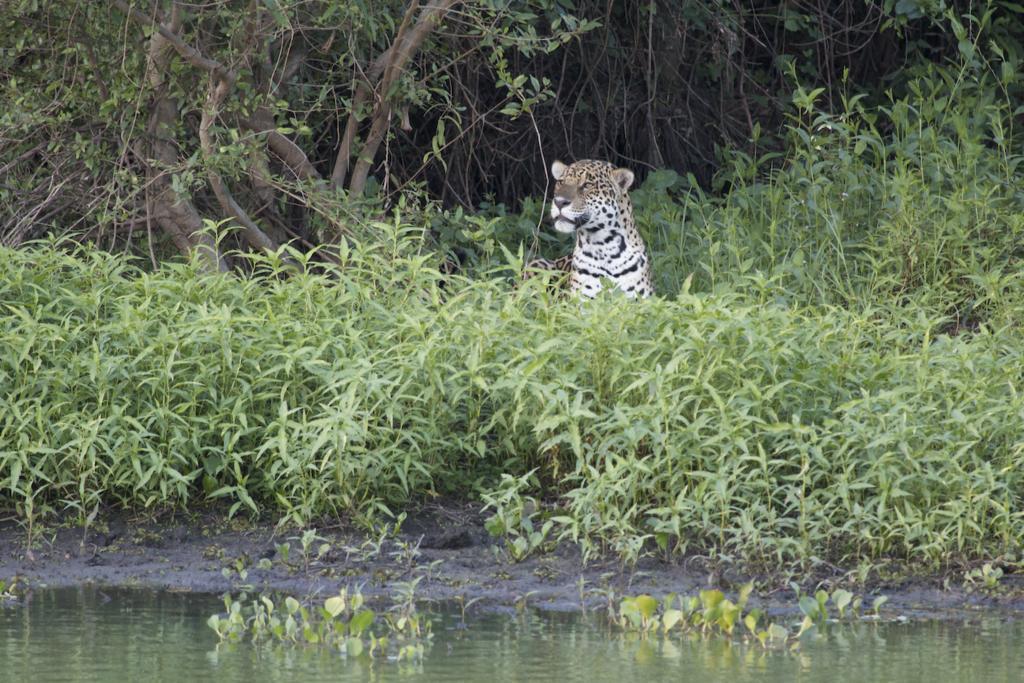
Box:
<box><xmin>1</xmin><ymin>588</ymin><xmax>1020</xmax><ymax>682</ymax></box>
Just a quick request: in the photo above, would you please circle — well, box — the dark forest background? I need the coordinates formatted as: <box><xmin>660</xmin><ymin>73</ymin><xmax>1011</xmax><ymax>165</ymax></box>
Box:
<box><xmin>2</xmin><ymin>1</ymin><xmax>1022</xmax><ymax>268</ymax></box>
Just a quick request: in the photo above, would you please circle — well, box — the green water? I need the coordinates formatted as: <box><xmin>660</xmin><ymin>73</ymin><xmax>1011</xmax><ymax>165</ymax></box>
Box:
<box><xmin>1</xmin><ymin>588</ymin><xmax>1021</xmax><ymax>682</ymax></box>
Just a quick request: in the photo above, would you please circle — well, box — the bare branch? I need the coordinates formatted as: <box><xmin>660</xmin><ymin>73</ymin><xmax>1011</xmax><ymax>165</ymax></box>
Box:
<box><xmin>239</xmin><ymin>113</ymin><xmax>322</xmax><ymax>183</ymax></box>
<box><xmin>330</xmin><ymin>2</ymin><xmax>420</xmax><ymax>189</ymax></box>
<box><xmin>113</xmin><ymin>0</ymin><xmax>234</xmax><ymax>81</ymax></box>
<box><xmin>347</xmin><ymin>0</ymin><xmax>460</xmax><ymax>196</ymax></box>
<box><xmin>140</xmin><ymin>1</ymin><xmax>227</xmax><ymax>273</ymax></box>
<box><xmin>200</xmin><ymin>77</ymin><xmax>279</xmax><ymax>253</ymax></box>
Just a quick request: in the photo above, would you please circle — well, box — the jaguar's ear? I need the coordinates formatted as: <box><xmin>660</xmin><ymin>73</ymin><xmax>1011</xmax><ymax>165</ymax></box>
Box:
<box><xmin>551</xmin><ymin>160</ymin><xmax>568</xmax><ymax>180</ymax></box>
<box><xmin>611</xmin><ymin>167</ymin><xmax>635</xmax><ymax>191</ymax></box>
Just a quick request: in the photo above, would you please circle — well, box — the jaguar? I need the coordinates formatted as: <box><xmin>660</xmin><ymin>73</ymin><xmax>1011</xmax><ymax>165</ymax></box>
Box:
<box><xmin>525</xmin><ymin>159</ymin><xmax>653</xmax><ymax>298</ymax></box>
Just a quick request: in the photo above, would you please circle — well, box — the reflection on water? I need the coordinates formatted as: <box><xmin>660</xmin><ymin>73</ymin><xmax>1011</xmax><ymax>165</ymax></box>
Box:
<box><xmin>1</xmin><ymin>588</ymin><xmax>1021</xmax><ymax>682</ymax></box>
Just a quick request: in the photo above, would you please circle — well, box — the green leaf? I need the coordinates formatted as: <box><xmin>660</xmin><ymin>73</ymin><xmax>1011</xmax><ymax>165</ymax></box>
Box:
<box><xmin>349</xmin><ymin>609</ymin><xmax>375</xmax><ymax>636</ymax></box>
<box><xmin>346</xmin><ymin>636</ymin><xmax>364</xmax><ymax>657</ymax></box>
<box><xmin>260</xmin><ymin>0</ymin><xmax>290</xmax><ymax>28</ymax></box>
<box><xmin>744</xmin><ymin>609</ymin><xmax>763</xmax><ymax>634</ymax></box>
<box><xmin>815</xmin><ymin>589</ymin><xmax>829</xmax><ymax>617</ymax></box>
<box><xmin>737</xmin><ymin>582</ymin><xmax>754</xmax><ymax>609</ymax></box>
<box><xmin>798</xmin><ymin>596</ymin><xmax>820</xmax><ymax>620</ymax></box>
<box><xmin>662</xmin><ymin>608</ymin><xmax>682</xmax><ymax>632</ymax></box>
<box><xmin>872</xmin><ymin>595</ymin><xmax>889</xmax><ymax>613</ymax></box>
<box><xmin>796</xmin><ymin>615</ymin><xmax>815</xmax><ymax>637</ymax></box>
<box><xmin>767</xmin><ymin>623</ymin><xmax>789</xmax><ymax>641</ymax></box>
<box><xmin>324</xmin><ymin>596</ymin><xmax>345</xmax><ymax>618</ymax></box>
<box><xmin>484</xmin><ymin>515</ymin><xmax>506</xmax><ymax>537</ymax></box>
<box><xmin>699</xmin><ymin>589</ymin><xmax>724</xmax><ymax>610</ymax></box>
<box><xmin>832</xmin><ymin>589</ymin><xmax>853</xmax><ymax>617</ymax></box>
<box><xmin>717</xmin><ymin>600</ymin><xmax>739</xmax><ymax>634</ymax></box>
<box><xmin>634</xmin><ymin>594</ymin><xmax>658</xmax><ymax>620</ymax></box>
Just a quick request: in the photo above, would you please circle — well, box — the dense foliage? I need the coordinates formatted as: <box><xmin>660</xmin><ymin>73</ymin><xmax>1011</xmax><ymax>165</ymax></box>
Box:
<box><xmin>3</xmin><ymin>2</ymin><xmax>1024</xmax><ymax>572</ymax></box>
<box><xmin>3</xmin><ymin>1</ymin><xmax>1024</xmax><ymax>264</ymax></box>
<box><xmin>4</xmin><ymin>54</ymin><xmax>1024</xmax><ymax>567</ymax></box>
<box><xmin>3</xmin><ymin>229</ymin><xmax>1023</xmax><ymax>569</ymax></box>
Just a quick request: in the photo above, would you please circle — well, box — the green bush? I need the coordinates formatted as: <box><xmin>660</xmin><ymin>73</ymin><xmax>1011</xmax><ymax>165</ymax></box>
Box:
<box><xmin>3</xmin><ymin>55</ymin><xmax>1024</xmax><ymax>571</ymax></box>
<box><xmin>2</xmin><ymin>223</ymin><xmax>1023</xmax><ymax>569</ymax></box>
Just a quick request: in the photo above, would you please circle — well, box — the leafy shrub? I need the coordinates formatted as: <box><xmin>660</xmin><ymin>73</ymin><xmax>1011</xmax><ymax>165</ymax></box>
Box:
<box><xmin>3</xmin><ymin>52</ymin><xmax>1024</xmax><ymax>572</ymax></box>
<box><xmin>3</xmin><ymin>220</ymin><xmax>1024</xmax><ymax>570</ymax></box>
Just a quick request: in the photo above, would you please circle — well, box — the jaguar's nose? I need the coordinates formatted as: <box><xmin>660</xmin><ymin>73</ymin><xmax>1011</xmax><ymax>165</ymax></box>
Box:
<box><xmin>553</xmin><ymin>196</ymin><xmax>570</xmax><ymax>210</ymax></box>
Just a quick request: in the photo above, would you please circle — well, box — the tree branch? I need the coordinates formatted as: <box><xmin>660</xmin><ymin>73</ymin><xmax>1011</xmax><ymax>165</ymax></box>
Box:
<box><xmin>140</xmin><ymin>1</ymin><xmax>226</xmax><ymax>272</ymax></box>
<box><xmin>239</xmin><ymin>113</ymin><xmax>322</xmax><ymax>183</ymax></box>
<box><xmin>330</xmin><ymin>2</ymin><xmax>419</xmax><ymax>189</ymax></box>
<box><xmin>113</xmin><ymin>0</ymin><xmax>234</xmax><ymax>80</ymax></box>
<box><xmin>348</xmin><ymin>0</ymin><xmax>459</xmax><ymax>196</ymax></box>
<box><xmin>200</xmin><ymin>77</ymin><xmax>279</xmax><ymax>254</ymax></box>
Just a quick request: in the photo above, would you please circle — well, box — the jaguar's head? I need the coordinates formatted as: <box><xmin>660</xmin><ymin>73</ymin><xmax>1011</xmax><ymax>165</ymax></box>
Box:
<box><xmin>549</xmin><ymin>159</ymin><xmax>635</xmax><ymax>234</ymax></box>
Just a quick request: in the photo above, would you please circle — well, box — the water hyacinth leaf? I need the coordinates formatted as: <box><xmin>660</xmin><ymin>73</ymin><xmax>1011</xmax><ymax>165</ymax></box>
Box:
<box><xmin>346</xmin><ymin>636</ymin><xmax>363</xmax><ymax>657</ymax></box>
<box><xmin>767</xmin><ymin>623</ymin><xmax>789</xmax><ymax>642</ymax></box>
<box><xmin>814</xmin><ymin>590</ymin><xmax>829</xmax><ymax>617</ymax></box>
<box><xmin>324</xmin><ymin>596</ymin><xmax>345</xmax><ymax>618</ymax></box>
<box><xmin>634</xmin><ymin>595</ymin><xmax>658</xmax><ymax>620</ymax></box>
<box><xmin>737</xmin><ymin>582</ymin><xmax>754</xmax><ymax>609</ymax></box>
<box><xmin>744</xmin><ymin>608</ymin><xmax>763</xmax><ymax>634</ymax></box>
<box><xmin>662</xmin><ymin>608</ymin><xmax>682</xmax><ymax>632</ymax></box>
<box><xmin>717</xmin><ymin>599</ymin><xmax>739</xmax><ymax>634</ymax></box>
<box><xmin>349</xmin><ymin>609</ymin><xmax>375</xmax><ymax>636</ymax></box>
<box><xmin>701</xmin><ymin>602</ymin><xmax>722</xmax><ymax>626</ymax></box>
<box><xmin>796</xmin><ymin>615</ymin><xmax>815</xmax><ymax>638</ymax></box>
<box><xmin>699</xmin><ymin>589</ymin><xmax>724</xmax><ymax>610</ymax></box>
<box><xmin>619</xmin><ymin>598</ymin><xmax>643</xmax><ymax>628</ymax></box>
<box><xmin>285</xmin><ymin>597</ymin><xmax>300</xmax><ymax>615</ymax></box>
<box><xmin>872</xmin><ymin>596</ymin><xmax>889</xmax><ymax>613</ymax></box>
<box><xmin>832</xmin><ymin>589</ymin><xmax>853</xmax><ymax>617</ymax></box>
<box><xmin>798</xmin><ymin>596</ymin><xmax>820</xmax><ymax>620</ymax></box>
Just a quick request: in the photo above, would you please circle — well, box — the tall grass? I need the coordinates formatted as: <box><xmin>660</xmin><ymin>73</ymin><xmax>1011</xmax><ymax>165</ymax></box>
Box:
<box><xmin>634</xmin><ymin>67</ymin><xmax>1024</xmax><ymax>328</ymax></box>
<box><xmin>2</xmin><ymin>232</ymin><xmax>1023</xmax><ymax>569</ymax></box>
<box><xmin>3</xmin><ymin>61</ymin><xmax>1024</xmax><ymax>571</ymax></box>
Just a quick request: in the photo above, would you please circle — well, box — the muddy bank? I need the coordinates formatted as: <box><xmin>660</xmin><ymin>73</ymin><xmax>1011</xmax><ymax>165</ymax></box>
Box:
<box><xmin>2</xmin><ymin>504</ymin><xmax>1022</xmax><ymax>619</ymax></box>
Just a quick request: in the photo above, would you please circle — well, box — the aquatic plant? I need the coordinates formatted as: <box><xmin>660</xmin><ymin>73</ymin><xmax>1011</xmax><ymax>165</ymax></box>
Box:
<box><xmin>207</xmin><ymin>586</ymin><xmax>430</xmax><ymax>662</ymax></box>
<box><xmin>615</xmin><ymin>583</ymin><xmax>884</xmax><ymax>650</ymax></box>
<box><xmin>963</xmin><ymin>563</ymin><xmax>1006</xmax><ymax>595</ymax></box>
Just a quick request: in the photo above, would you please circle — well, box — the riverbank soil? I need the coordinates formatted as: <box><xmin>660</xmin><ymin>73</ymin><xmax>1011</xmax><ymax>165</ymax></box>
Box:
<box><xmin>2</xmin><ymin>504</ymin><xmax>1022</xmax><ymax>618</ymax></box>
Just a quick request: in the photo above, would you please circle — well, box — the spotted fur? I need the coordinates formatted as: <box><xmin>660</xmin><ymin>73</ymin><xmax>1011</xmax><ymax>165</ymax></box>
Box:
<box><xmin>520</xmin><ymin>254</ymin><xmax>572</xmax><ymax>289</ymax></box>
<box><xmin>543</xmin><ymin>159</ymin><xmax>653</xmax><ymax>299</ymax></box>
